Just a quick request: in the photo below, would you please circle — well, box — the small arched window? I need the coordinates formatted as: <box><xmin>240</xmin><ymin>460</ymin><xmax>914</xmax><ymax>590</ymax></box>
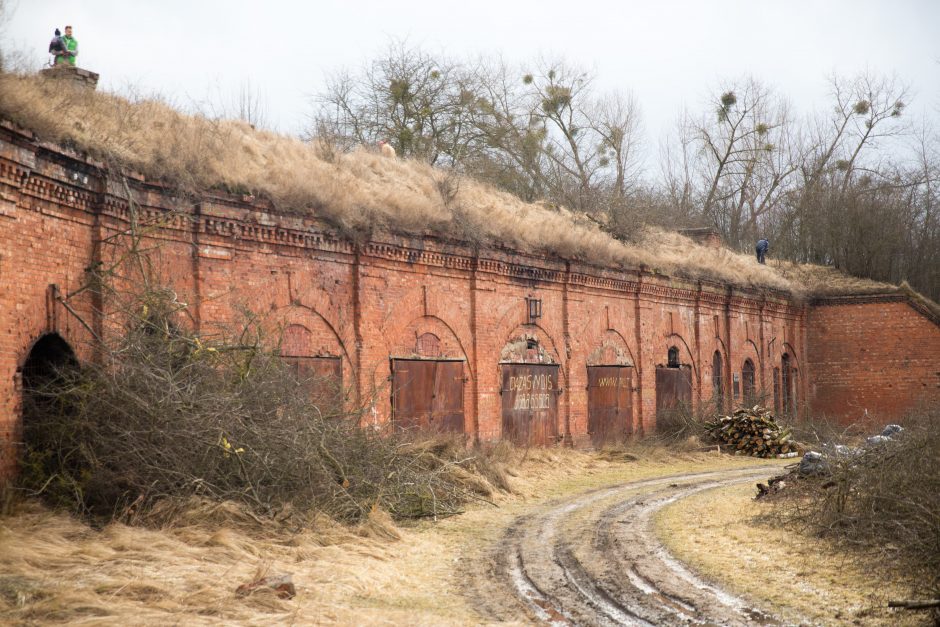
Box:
<box><xmin>667</xmin><ymin>346</ymin><xmax>680</xmax><ymax>368</ymax></box>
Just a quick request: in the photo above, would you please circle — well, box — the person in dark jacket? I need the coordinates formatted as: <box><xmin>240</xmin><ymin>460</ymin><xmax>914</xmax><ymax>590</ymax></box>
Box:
<box><xmin>755</xmin><ymin>238</ymin><xmax>769</xmax><ymax>264</ymax></box>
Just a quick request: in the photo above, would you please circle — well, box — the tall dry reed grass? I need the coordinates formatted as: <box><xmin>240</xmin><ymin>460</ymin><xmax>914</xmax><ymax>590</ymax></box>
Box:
<box><xmin>0</xmin><ymin>71</ymin><xmax>839</xmax><ymax>295</ymax></box>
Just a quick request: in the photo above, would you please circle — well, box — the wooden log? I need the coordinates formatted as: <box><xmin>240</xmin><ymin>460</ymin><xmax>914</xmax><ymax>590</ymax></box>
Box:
<box><xmin>887</xmin><ymin>599</ymin><xmax>940</xmax><ymax>610</ymax></box>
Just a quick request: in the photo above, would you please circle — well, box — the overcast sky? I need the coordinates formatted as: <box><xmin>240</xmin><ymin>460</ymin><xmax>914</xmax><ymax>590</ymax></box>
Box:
<box><xmin>4</xmin><ymin>0</ymin><xmax>939</xmax><ymax>168</ymax></box>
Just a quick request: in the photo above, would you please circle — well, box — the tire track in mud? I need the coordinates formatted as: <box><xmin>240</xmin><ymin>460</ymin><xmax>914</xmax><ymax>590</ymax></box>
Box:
<box><xmin>470</xmin><ymin>466</ymin><xmax>786</xmax><ymax>626</ymax></box>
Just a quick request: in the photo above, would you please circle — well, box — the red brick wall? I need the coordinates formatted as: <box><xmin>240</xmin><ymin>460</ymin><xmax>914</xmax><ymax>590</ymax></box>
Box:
<box><xmin>21</xmin><ymin>121</ymin><xmax>938</xmax><ymax>478</ymax></box>
<box><xmin>807</xmin><ymin>298</ymin><xmax>940</xmax><ymax>423</ymax></box>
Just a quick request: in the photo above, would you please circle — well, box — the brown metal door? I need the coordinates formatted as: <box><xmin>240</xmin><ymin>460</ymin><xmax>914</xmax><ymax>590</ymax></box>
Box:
<box><xmin>500</xmin><ymin>364</ymin><xmax>559</xmax><ymax>446</ymax></box>
<box><xmin>287</xmin><ymin>356</ymin><xmax>343</xmax><ymax>407</ymax></box>
<box><xmin>656</xmin><ymin>366</ymin><xmax>692</xmax><ymax>418</ymax></box>
<box><xmin>432</xmin><ymin>360</ymin><xmax>465</xmax><ymax>432</ymax></box>
<box><xmin>587</xmin><ymin>366</ymin><xmax>633</xmax><ymax>446</ymax></box>
<box><xmin>391</xmin><ymin>359</ymin><xmax>465</xmax><ymax>433</ymax></box>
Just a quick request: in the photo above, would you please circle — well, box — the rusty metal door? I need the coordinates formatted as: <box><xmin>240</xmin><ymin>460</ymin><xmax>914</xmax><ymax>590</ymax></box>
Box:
<box><xmin>286</xmin><ymin>356</ymin><xmax>343</xmax><ymax>407</ymax></box>
<box><xmin>391</xmin><ymin>359</ymin><xmax>465</xmax><ymax>433</ymax></box>
<box><xmin>500</xmin><ymin>364</ymin><xmax>560</xmax><ymax>446</ymax></box>
<box><xmin>655</xmin><ymin>366</ymin><xmax>692</xmax><ymax>418</ymax></box>
<box><xmin>587</xmin><ymin>366</ymin><xmax>633</xmax><ymax>446</ymax></box>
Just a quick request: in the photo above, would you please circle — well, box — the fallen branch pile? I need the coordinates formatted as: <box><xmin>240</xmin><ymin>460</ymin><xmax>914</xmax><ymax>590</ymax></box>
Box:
<box><xmin>705</xmin><ymin>406</ymin><xmax>798</xmax><ymax>458</ymax></box>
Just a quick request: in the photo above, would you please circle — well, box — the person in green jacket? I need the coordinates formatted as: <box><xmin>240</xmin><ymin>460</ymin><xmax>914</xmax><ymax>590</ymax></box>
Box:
<box><xmin>54</xmin><ymin>25</ymin><xmax>78</xmax><ymax>66</ymax></box>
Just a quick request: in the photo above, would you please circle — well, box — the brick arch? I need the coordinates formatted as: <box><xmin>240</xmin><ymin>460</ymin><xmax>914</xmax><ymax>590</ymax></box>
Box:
<box><xmin>742</xmin><ymin>338</ymin><xmax>761</xmax><ymax>366</ymax></box>
<box><xmin>378</xmin><ymin>284</ymin><xmax>473</xmax><ymax>359</ymax></box>
<box><xmin>702</xmin><ymin>335</ymin><xmax>727</xmax><ymax>377</ymax></box>
<box><xmin>781</xmin><ymin>342</ymin><xmax>801</xmax><ymax>370</ymax></box>
<box><xmin>499</xmin><ymin>324</ymin><xmax>563</xmax><ymax>365</ymax></box>
<box><xmin>17</xmin><ymin>329</ymin><xmax>82</xmax><ymax>371</ymax></box>
<box><xmin>385</xmin><ymin>315</ymin><xmax>472</xmax><ymax>373</ymax></box>
<box><xmin>490</xmin><ymin>291</ymin><xmax>564</xmax><ymax>359</ymax></box>
<box><xmin>659</xmin><ymin>332</ymin><xmax>698</xmax><ymax>378</ymax></box>
<box><xmin>269</xmin><ymin>304</ymin><xmax>354</xmax><ymax>381</ymax></box>
<box><xmin>271</xmin><ymin>307</ymin><xmax>348</xmax><ymax>357</ymax></box>
<box><xmin>585</xmin><ymin>329</ymin><xmax>636</xmax><ymax>366</ymax></box>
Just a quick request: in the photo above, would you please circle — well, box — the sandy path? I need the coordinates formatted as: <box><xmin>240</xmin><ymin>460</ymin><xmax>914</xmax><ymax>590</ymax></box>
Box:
<box><xmin>468</xmin><ymin>465</ymin><xmax>787</xmax><ymax>626</ymax></box>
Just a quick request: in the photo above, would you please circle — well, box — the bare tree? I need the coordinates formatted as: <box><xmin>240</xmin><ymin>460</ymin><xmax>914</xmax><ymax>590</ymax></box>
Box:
<box><xmin>675</xmin><ymin>78</ymin><xmax>798</xmax><ymax>248</ymax></box>
<box><xmin>315</xmin><ymin>41</ymin><xmax>483</xmax><ymax>166</ymax></box>
<box><xmin>232</xmin><ymin>79</ymin><xmax>268</xmax><ymax>129</ymax></box>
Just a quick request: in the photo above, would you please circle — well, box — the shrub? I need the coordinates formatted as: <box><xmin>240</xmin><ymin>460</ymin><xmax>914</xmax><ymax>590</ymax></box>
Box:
<box><xmin>774</xmin><ymin>406</ymin><xmax>940</xmax><ymax>610</ymax></box>
<box><xmin>17</xmin><ymin>286</ymin><xmax>502</xmax><ymax>524</ymax></box>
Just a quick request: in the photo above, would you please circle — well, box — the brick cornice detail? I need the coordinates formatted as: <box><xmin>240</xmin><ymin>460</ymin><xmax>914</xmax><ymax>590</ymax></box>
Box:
<box><xmin>1</xmin><ymin>145</ymin><xmax>800</xmax><ymax>313</ymax></box>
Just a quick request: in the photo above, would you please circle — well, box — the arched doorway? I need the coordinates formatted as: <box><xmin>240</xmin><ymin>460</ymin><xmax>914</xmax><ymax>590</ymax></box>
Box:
<box><xmin>781</xmin><ymin>353</ymin><xmax>794</xmax><ymax>416</ymax></box>
<box><xmin>656</xmin><ymin>345</ymin><xmax>693</xmax><ymax>430</ymax></box>
<box><xmin>585</xmin><ymin>333</ymin><xmax>635</xmax><ymax>446</ymax></box>
<box><xmin>712</xmin><ymin>351</ymin><xmax>724</xmax><ymax>412</ymax></box>
<box><xmin>22</xmin><ymin>334</ymin><xmax>77</xmax><ymax>401</ymax></box>
<box><xmin>20</xmin><ymin>334</ymin><xmax>78</xmax><ymax>467</ymax></box>
<box><xmin>280</xmin><ymin>324</ymin><xmax>344</xmax><ymax>408</ymax></box>
<box><xmin>499</xmin><ymin>336</ymin><xmax>560</xmax><ymax>446</ymax></box>
<box><xmin>742</xmin><ymin>358</ymin><xmax>756</xmax><ymax>405</ymax></box>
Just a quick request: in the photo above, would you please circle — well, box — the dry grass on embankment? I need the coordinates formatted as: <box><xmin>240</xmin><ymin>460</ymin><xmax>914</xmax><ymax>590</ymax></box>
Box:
<box><xmin>1</xmin><ymin>445</ymin><xmax>770</xmax><ymax>626</ymax></box>
<box><xmin>0</xmin><ymin>70</ymin><xmax>816</xmax><ymax>295</ymax></box>
<box><xmin>656</xmin><ymin>483</ymin><xmax>923</xmax><ymax>626</ymax></box>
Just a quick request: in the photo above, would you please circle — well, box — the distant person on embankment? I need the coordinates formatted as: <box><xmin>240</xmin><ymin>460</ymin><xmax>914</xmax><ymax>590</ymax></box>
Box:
<box><xmin>52</xmin><ymin>25</ymin><xmax>78</xmax><ymax>66</ymax></box>
<box><xmin>755</xmin><ymin>238</ymin><xmax>769</xmax><ymax>264</ymax></box>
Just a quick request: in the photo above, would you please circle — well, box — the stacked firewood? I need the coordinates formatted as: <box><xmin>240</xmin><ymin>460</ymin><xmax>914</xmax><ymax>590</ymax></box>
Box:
<box><xmin>705</xmin><ymin>406</ymin><xmax>798</xmax><ymax>458</ymax></box>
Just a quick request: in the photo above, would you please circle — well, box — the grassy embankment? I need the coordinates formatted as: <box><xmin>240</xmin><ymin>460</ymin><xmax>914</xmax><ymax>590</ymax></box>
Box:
<box><xmin>2</xmin><ymin>447</ymin><xmax>767</xmax><ymax>625</ymax></box>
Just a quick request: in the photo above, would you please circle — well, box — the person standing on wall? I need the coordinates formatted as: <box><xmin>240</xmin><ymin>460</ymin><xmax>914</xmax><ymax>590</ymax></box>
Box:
<box><xmin>54</xmin><ymin>25</ymin><xmax>78</xmax><ymax>66</ymax></box>
<box><xmin>755</xmin><ymin>238</ymin><xmax>769</xmax><ymax>264</ymax></box>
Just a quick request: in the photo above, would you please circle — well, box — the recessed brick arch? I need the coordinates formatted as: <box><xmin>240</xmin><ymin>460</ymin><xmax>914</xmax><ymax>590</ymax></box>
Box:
<box><xmin>585</xmin><ymin>329</ymin><xmax>635</xmax><ymax>367</ymax></box>
<box><xmin>383</xmin><ymin>314</ymin><xmax>473</xmax><ymax>436</ymax></box>
<box><xmin>13</xmin><ymin>333</ymin><xmax>79</xmax><ymax>477</ymax></box>
<box><xmin>270</xmin><ymin>306</ymin><xmax>351</xmax><ymax>364</ymax></box>
<box><xmin>377</xmin><ymin>284</ymin><xmax>473</xmax><ymax>359</ymax></box>
<box><xmin>385</xmin><ymin>315</ymin><xmax>472</xmax><ymax>367</ymax></box>
<box><xmin>498</xmin><ymin>325</ymin><xmax>566</xmax><ymax>446</ymax></box>
<box><xmin>269</xmin><ymin>305</ymin><xmax>355</xmax><ymax>407</ymax></box>
<box><xmin>659</xmin><ymin>333</ymin><xmax>697</xmax><ymax>375</ymax></box>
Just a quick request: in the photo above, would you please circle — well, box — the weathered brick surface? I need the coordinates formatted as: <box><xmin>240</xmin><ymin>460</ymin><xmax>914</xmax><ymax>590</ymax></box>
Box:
<box><xmin>807</xmin><ymin>298</ymin><xmax>940</xmax><ymax>423</ymax></box>
<box><xmin>1</xmin><ymin>123</ymin><xmax>937</xmax><ymax>478</ymax></box>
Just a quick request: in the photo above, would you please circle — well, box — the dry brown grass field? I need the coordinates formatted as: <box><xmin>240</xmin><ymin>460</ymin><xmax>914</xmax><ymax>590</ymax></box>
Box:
<box><xmin>657</xmin><ymin>482</ymin><xmax>923</xmax><ymax>626</ymax></box>
<box><xmin>2</xmin><ymin>445</ymin><xmax>918</xmax><ymax>625</ymax></box>
<box><xmin>0</xmin><ymin>447</ymin><xmax>737</xmax><ymax>625</ymax></box>
<box><xmin>0</xmin><ymin>70</ymin><xmax>921</xmax><ymax>301</ymax></box>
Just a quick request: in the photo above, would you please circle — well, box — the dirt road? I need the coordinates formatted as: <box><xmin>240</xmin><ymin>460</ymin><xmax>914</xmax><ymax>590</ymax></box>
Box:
<box><xmin>468</xmin><ymin>465</ymin><xmax>786</xmax><ymax>626</ymax></box>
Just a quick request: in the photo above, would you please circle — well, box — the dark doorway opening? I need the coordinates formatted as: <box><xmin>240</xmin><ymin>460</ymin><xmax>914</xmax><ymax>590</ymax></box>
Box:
<box><xmin>712</xmin><ymin>351</ymin><xmax>724</xmax><ymax>411</ymax></box>
<box><xmin>742</xmin><ymin>358</ymin><xmax>756</xmax><ymax>405</ymax></box>
<box><xmin>781</xmin><ymin>354</ymin><xmax>794</xmax><ymax>416</ymax></box>
<box><xmin>22</xmin><ymin>334</ymin><xmax>78</xmax><ymax>406</ymax></box>
<box><xmin>20</xmin><ymin>334</ymin><xmax>78</xmax><ymax>468</ymax></box>
<box><xmin>773</xmin><ymin>367</ymin><xmax>781</xmax><ymax>415</ymax></box>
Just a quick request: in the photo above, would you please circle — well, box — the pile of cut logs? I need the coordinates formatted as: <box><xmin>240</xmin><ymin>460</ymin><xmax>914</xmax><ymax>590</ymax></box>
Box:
<box><xmin>705</xmin><ymin>406</ymin><xmax>798</xmax><ymax>458</ymax></box>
